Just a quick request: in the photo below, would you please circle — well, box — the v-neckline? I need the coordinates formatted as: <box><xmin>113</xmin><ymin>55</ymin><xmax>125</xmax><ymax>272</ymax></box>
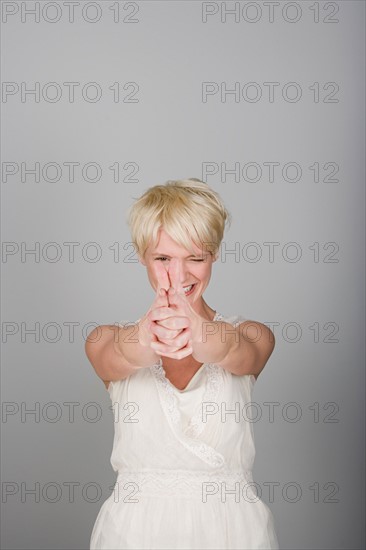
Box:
<box><xmin>149</xmin><ymin>324</ymin><xmax>227</xmax><ymax>467</ymax></box>
<box><xmin>160</xmin><ymin>362</ymin><xmax>206</xmax><ymax>393</ymax></box>
<box><xmin>159</xmin><ymin>310</ymin><xmax>221</xmax><ymax>393</ymax></box>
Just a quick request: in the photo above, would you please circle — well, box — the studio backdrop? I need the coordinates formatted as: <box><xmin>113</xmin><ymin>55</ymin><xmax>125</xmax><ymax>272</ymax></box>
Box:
<box><xmin>1</xmin><ymin>1</ymin><xmax>365</xmax><ymax>549</ymax></box>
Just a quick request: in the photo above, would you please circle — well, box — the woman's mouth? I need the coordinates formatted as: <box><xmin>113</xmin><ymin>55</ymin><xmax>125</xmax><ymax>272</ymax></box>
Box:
<box><xmin>183</xmin><ymin>283</ymin><xmax>196</xmax><ymax>296</ymax></box>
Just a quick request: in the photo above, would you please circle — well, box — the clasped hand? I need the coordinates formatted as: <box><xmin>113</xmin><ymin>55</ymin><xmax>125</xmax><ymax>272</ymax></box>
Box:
<box><xmin>141</xmin><ymin>258</ymin><xmax>203</xmax><ymax>360</ymax></box>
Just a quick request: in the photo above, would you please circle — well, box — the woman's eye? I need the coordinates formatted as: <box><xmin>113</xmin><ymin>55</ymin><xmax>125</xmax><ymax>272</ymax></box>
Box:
<box><xmin>154</xmin><ymin>257</ymin><xmax>203</xmax><ymax>262</ymax></box>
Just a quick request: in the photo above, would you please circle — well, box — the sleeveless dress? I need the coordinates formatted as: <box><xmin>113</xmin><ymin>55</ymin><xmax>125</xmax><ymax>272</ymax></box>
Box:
<box><xmin>90</xmin><ymin>312</ymin><xmax>279</xmax><ymax>550</ymax></box>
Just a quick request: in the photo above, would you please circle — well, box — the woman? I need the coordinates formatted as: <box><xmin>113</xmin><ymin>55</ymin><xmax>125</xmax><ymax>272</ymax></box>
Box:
<box><xmin>85</xmin><ymin>178</ymin><xmax>279</xmax><ymax>549</ymax></box>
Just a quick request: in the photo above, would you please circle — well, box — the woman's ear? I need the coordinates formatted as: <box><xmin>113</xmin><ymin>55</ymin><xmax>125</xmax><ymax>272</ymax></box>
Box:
<box><xmin>138</xmin><ymin>254</ymin><xmax>146</xmax><ymax>266</ymax></box>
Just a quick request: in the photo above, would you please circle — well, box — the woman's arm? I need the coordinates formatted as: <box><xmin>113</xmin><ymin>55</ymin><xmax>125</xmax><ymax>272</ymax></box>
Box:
<box><xmin>193</xmin><ymin>319</ymin><xmax>275</xmax><ymax>379</ymax></box>
<box><xmin>85</xmin><ymin>318</ymin><xmax>159</xmax><ymax>387</ymax></box>
<box><xmin>85</xmin><ymin>269</ymin><xmax>174</xmax><ymax>386</ymax></box>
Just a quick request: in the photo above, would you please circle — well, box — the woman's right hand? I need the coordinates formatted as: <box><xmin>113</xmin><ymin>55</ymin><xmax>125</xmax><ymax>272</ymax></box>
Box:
<box><xmin>138</xmin><ymin>262</ymin><xmax>182</xmax><ymax>349</ymax></box>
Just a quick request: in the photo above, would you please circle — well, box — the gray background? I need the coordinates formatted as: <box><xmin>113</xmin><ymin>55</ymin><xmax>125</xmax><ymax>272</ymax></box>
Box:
<box><xmin>1</xmin><ymin>1</ymin><xmax>365</xmax><ymax>548</ymax></box>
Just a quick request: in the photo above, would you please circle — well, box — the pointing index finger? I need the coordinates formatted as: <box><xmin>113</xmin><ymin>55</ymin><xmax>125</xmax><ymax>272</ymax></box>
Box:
<box><xmin>168</xmin><ymin>258</ymin><xmax>185</xmax><ymax>296</ymax></box>
<box><xmin>152</xmin><ymin>257</ymin><xmax>171</xmax><ymax>294</ymax></box>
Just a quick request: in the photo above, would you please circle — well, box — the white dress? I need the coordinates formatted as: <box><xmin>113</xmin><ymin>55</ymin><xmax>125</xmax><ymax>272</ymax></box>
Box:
<box><xmin>90</xmin><ymin>312</ymin><xmax>279</xmax><ymax>550</ymax></box>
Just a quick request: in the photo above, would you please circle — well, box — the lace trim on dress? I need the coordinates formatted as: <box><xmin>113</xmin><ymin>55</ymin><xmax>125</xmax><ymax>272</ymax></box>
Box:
<box><xmin>150</xmin><ymin>360</ymin><xmax>226</xmax><ymax>468</ymax></box>
<box><xmin>150</xmin><ymin>311</ymin><xmax>229</xmax><ymax>469</ymax></box>
<box><xmin>184</xmin><ymin>363</ymin><xmax>222</xmax><ymax>438</ymax></box>
<box><xmin>114</xmin><ymin>468</ymin><xmax>255</xmax><ymax>500</ymax></box>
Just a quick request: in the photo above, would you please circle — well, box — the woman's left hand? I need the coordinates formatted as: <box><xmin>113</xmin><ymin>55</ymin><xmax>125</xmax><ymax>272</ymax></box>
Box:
<box><xmin>150</xmin><ymin>258</ymin><xmax>203</xmax><ymax>358</ymax></box>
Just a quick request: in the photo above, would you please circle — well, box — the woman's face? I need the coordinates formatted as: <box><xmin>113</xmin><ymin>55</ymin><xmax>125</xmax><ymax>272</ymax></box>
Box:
<box><xmin>139</xmin><ymin>228</ymin><xmax>217</xmax><ymax>308</ymax></box>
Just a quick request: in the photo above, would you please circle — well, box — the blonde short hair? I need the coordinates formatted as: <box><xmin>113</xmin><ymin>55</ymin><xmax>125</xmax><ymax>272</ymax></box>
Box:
<box><xmin>127</xmin><ymin>178</ymin><xmax>231</xmax><ymax>259</ymax></box>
